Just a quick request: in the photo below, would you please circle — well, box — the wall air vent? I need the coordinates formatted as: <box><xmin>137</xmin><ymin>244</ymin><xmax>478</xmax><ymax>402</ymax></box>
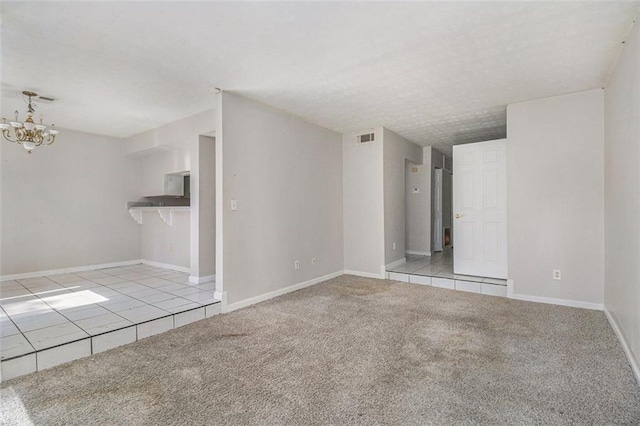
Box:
<box><xmin>357</xmin><ymin>132</ymin><xmax>375</xmax><ymax>144</ymax></box>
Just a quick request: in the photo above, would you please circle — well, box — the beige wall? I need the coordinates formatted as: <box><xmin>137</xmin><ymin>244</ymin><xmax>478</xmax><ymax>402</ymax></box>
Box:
<box><xmin>189</xmin><ymin>135</ymin><xmax>215</xmax><ymax>280</ymax></box>
<box><xmin>343</xmin><ymin>128</ymin><xmax>385</xmax><ymax>276</ymax></box>
<box><xmin>141</xmin><ymin>149</ymin><xmax>190</xmax><ymax>196</ymax></box>
<box><xmin>130</xmin><ymin>110</ymin><xmax>216</xmax><ymax>278</ymax></box>
<box><xmin>0</xmin><ymin>128</ymin><xmax>142</xmax><ymax>276</ymax></box>
<box><xmin>124</xmin><ymin>109</ymin><xmax>215</xmax><ymax>156</ymax></box>
<box><xmin>604</xmin><ymin>18</ymin><xmax>640</xmax><ymax>377</ymax></box>
<box><xmin>141</xmin><ymin>211</ymin><xmax>190</xmax><ymax>269</ymax></box>
<box><xmin>405</xmin><ymin>150</ymin><xmax>431</xmax><ymax>255</ymax></box>
<box><xmin>219</xmin><ymin>92</ymin><xmax>343</xmax><ymax>306</ymax></box>
<box><xmin>383</xmin><ymin>128</ymin><xmax>423</xmax><ymax>265</ymax></box>
<box><xmin>507</xmin><ymin>89</ymin><xmax>605</xmax><ymax>306</ymax></box>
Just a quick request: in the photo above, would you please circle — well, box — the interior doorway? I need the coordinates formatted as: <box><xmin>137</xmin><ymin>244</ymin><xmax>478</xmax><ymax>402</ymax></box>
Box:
<box><xmin>431</xmin><ymin>152</ymin><xmax>453</xmax><ymax>254</ymax></box>
<box><xmin>389</xmin><ymin>144</ymin><xmax>507</xmax><ymax>293</ymax></box>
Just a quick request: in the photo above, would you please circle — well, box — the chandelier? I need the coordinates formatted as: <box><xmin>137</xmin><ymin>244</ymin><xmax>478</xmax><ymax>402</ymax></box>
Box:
<box><xmin>1</xmin><ymin>91</ymin><xmax>59</xmax><ymax>154</ymax></box>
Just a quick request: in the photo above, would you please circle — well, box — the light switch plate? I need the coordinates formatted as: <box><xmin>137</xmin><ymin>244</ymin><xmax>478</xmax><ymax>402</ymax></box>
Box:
<box><xmin>230</xmin><ymin>200</ymin><xmax>238</xmax><ymax>211</ymax></box>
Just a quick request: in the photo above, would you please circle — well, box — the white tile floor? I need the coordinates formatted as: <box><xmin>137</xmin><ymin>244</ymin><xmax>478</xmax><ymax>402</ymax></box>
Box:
<box><xmin>0</xmin><ymin>264</ymin><xmax>219</xmax><ymax>364</ymax></box>
<box><xmin>387</xmin><ymin>250</ymin><xmax>507</xmax><ymax>285</ymax></box>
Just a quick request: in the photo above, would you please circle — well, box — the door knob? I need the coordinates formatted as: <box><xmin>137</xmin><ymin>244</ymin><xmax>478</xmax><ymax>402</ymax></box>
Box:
<box><xmin>455</xmin><ymin>214</ymin><xmax>462</xmax><ymax>219</ymax></box>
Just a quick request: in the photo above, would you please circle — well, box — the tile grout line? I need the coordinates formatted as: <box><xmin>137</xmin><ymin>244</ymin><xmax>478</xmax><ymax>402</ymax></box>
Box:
<box><xmin>6</xmin><ymin>270</ymin><xmax>155</xmax><ymax>351</ymax></box>
<box><xmin>1</xmin><ymin>265</ymin><xmax>217</xmax><ymax>362</ymax></box>
<box><xmin>72</xmin><ymin>268</ymin><xmax>194</xmax><ymax>333</ymax></box>
<box><xmin>0</xmin><ymin>302</ymin><xmax>220</xmax><ymax>363</ymax></box>
<box><xmin>0</xmin><ymin>305</ymin><xmax>37</xmax><ymax>360</ymax></box>
<box><xmin>54</xmin><ymin>268</ymin><xmax>196</xmax><ymax>332</ymax></box>
<box><xmin>15</xmin><ymin>276</ymin><xmax>119</xmax><ymax>351</ymax></box>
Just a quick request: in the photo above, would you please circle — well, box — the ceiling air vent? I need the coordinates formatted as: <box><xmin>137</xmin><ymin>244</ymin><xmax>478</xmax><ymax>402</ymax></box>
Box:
<box><xmin>38</xmin><ymin>96</ymin><xmax>56</xmax><ymax>103</ymax></box>
<box><xmin>357</xmin><ymin>132</ymin><xmax>375</xmax><ymax>144</ymax></box>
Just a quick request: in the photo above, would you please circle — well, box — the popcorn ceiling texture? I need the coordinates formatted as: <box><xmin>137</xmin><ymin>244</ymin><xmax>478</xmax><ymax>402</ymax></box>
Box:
<box><xmin>2</xmin><ymin>2</ymin><xmax>638</xmax><ymax>150</ymax></box>
<box><xmin>1</xmin><ymin>275</ymin><xmax>639</xmax><ymax>425</ymax></box>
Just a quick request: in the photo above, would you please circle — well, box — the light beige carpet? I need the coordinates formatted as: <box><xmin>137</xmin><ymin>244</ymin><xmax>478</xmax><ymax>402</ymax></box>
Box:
<box><xmin>1</xmin><ymin>275</ymin><xmax>639</xmax><ymax>425</ymax></box>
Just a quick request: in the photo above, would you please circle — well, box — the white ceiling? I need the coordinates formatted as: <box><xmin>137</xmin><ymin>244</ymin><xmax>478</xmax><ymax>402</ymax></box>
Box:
<box><xmin>2</xmin><ymin>2</ymin><xmax>638</xmax><ymax>151</ymax></box>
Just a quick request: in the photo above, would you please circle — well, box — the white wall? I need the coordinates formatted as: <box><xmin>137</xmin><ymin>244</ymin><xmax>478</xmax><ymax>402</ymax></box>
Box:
<box><xmin>383</xmin><ymin>128</ymin><xmax>423</xmax><ymax>265</ymax></box>
<box><xmin>219</xmin><ymin>92</ymin><xmax>343</xmax><ymax>305</ymax></box>
<box><xmin>604</xmin><ymin>18</ymin><xmax>640</xmax><ymax>378</ymax></box>
<box><xmin>507</xmin><ymin>89</ymin><xmax>605</xmax><ymax>306</ymax></box>
<box><xmin>0</xmin><ymin>128</ymin><xmax>142</xmax><ymax>276</ymax></box>
<box><xmin>405</xmin><ymin>154</ymin><xmax>431</xmax><ymax>255</ymax></box>
<box><xmin>141</xmin><ymin>210</ymin><xmax>190</xmax><ymax>269</ymax></box>
<box><xmin>343</xmin><ymin>128</ymin><xmax>385</xmax><ymax>276</ymax></box>
<box><xmin>141</xmin><ymin>149</ymin><xmax>190</xmax><ymax>196</ymax></box>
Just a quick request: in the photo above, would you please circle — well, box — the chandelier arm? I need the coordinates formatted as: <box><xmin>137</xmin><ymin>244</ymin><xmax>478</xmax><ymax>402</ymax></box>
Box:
<box><xmin>33</xmin><ymin>132</ymin><xmax>44</xmax><ymax>145</ymax></box>
<box><xmin>1</xmin><ymin>128</ymin><xmax>18</xmax><ymax>143</ymax></box>
<box><xmin>15</xmin><ymin>128</ymin><xmax>27</xmax><ymax>142</ymax></box>
<box><xmin>44</xmin><ymin>134</ymin><xmax>56</xmax><ymax>145</ymax></box>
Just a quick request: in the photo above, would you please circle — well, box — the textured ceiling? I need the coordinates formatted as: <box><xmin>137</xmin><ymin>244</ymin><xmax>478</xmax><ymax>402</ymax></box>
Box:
<box><xmin>1</xmin><ymin>2</ymin><xmax>638</xmax><ymax>150</ymax></box>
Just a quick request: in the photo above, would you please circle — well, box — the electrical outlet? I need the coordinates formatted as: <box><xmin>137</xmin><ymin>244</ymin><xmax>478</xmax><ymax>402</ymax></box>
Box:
<box><xmin>553</xmin><ymin>269</ymin><xmax>562</xmax><ymax>280</ymax></box>
<box><xmin>393</xmin><ymin>242</ymin><xmax>396</xmax><ymax>250</ymax></box>
<box><xmin>294</xmin><ymin>260</ymin><xmax>300</xmax><ymax>270</ymax></box>
<box><xmin>311</xmin><ymin>257</ymin><xmax>316</xmax><ymax>265</ymax></box>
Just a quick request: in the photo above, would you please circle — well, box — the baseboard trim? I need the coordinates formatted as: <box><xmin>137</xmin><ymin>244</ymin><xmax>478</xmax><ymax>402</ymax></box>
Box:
<box><xmin>141</xmin><ymin>260</ymin><xmax>190</xmax><ymax>274</ymax></box>
<box><xmin>0</xmin><ymin>260</ymin><xmax>143</xmax><ymax>281</ymax></box>
<box><xmin>509</xmin><ymin>292</ymin><xmax>603</xmax><ymax>311</ymax></box>
<box><xmin>507</xmin><ymin>279</ymin><xmax>515</xmax><ymax>298</ymax></box>
<box><xmin>214</xmin><ymin>291</ymin><xmax>228</xmax><ymax>312</ymax></box>
<box><xmin>405</xmin><ymin>250</ymin><xmax>431</xmax><ymax>256</ymax></box>
<box><xmin>188</xmin><ymin>274</ymin><xmax>215</xmax><ymax>284</ymax></box>
<box><xmin>385</xmin><ymin>258</ymin><xmax>407</xmax><ymax>270</ymax></box>
<box><xmin>226</xmin><ymin>270</ymin><xmax>343</xmax><ymax>313</ymax></box>
<box><xmin>343</xmin><ymin>270</ymin><xmax>386</xmax><ymax>279</ymax></box>
<box><xmin>604</xmin><ymin>306</ymin><xmax>640</xmax><ymax>386</ymax></box>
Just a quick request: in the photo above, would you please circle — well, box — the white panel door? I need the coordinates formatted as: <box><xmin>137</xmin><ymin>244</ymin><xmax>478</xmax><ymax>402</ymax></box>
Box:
<box><xmin>433</xmin><ymin>169</ymin><xmax>443</xmax><ymax>252</ymax></box>
<box><xmin>453</xmin><ymin>139</ymin><xmax>507</xmax><ymax>279</ymax></box>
